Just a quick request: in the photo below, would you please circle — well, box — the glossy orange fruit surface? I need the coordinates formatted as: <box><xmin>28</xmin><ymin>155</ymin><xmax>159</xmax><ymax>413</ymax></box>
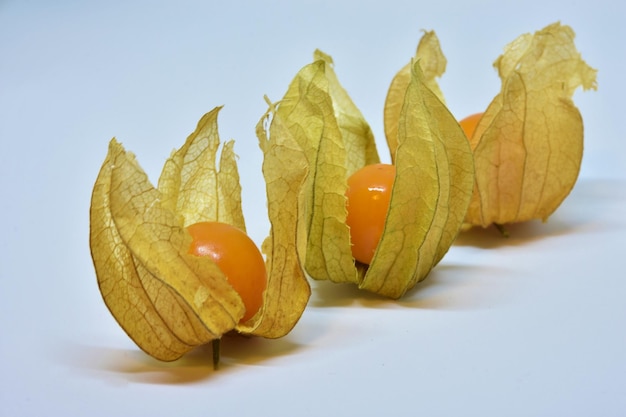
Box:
<box><xmin>187</xmin><ymin>221</ymin><xmax>267</xmax><ymax>323</ymax></box>
<box><xmin>345</xmin><ymin>163</ymin><xmax>396</xmax><ymax>265</ymax></box>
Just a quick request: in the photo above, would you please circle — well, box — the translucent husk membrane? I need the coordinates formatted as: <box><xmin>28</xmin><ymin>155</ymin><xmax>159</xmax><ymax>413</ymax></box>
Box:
<box><xmin>90</xmin><ymin>107</ymin><xmax>310</xmax><ymax>361</ymax></box>
<box><xmin>258</xmin><ymin>42</ymin><xmax>474</xmax><ymax>299</ymax></box>
<box><xmin>464</xmin><ymin>22</ymin><xmax>598</xmax><ymax>227</ymax></box>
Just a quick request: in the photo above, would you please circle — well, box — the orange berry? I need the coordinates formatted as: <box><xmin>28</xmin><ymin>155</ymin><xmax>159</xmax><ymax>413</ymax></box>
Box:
<box><xmin>459</xmin><ymin>112</ymin><xmax>484</xmax><ymax>139</ymax></box>
<box><xmin>345</xmin><ymin>163</ymin><xmax>396</xmax><ymax>265</ymax></box>
<box><xmin>187</xmin><ymin>221</ymin><xmax>266</xmax><ymax>323</ymax></box>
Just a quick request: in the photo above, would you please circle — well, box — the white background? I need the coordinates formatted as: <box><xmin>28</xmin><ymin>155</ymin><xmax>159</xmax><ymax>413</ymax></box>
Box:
<box><xmin>1</xmin><ymin>1</ymin><xmax>625</xmax><ymax>416</ymax></box>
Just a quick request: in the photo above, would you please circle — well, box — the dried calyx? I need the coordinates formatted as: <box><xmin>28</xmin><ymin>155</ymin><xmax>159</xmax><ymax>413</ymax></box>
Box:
<box><xmin>90</xmin><ymin>107</ymin><xmax>310</xmax><ymax>363</ymax></box>
<box><xmin>259</xmin><ymin>42</ymin><xmax>474</xmax><ymax>298</ymax></box>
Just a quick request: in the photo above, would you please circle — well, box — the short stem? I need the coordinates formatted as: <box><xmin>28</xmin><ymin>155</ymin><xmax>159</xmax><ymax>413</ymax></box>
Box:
<box><xmin>212</xmin><ymin>338</ymin><xmax>221</xmax><ymax>370</ymax></box>
<box><xmin>494</xmin><ymin>223</ymin><xmax>510</xmax><ymax>238</ymax></box>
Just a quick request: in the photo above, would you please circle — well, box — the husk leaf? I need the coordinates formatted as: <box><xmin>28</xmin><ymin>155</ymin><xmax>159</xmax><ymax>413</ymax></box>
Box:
<box><xmin>363</xmin><ymin>60</ymin><xmax>474</xmax><ymax>297</ymax></box>
<box><xmin>90</xmin><ymin>138</ymin><xmax>244</xmax><ymax>361</ymax></box>
<box><xmin>313</xmin><ymin>49</ymin><xmax>380</xmax><ymax>175</ymax></box>
<box><xmin>261</xmin><ymin>60</ymin><xmax>360</xmax><ymax>286</ymax></box>
<box><xmin>264</xmin><ymin>51</ymin><xmax>473</xmax><ymax>298</ymax></box>
<box><xmin>247</xmin><ymin>100</ymin><xmax>312</xmax><ymax>337</ymax></box>
<box><xmin>158</xmin><ymin>107</ymin><xmax>246</xmax><ymax>231</ymax></box>
<box><xmin>90</xmin><ymin>107</ymin><xmax>310</xmax><ymax>361</ymax></box>
<box><xmin>465</xmin><ymin>22</ymin><xmax>597</xmax><ymax>227</ymax></box>
<box><xmin>384</xmin><ymin>30</ymin><xmax>447</xmax><ymax>162</ymax></box>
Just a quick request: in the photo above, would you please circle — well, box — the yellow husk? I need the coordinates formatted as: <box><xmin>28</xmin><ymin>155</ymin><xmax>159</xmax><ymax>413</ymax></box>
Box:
<box><xmin>90</xmin><ymin>107</ymin><xmax>310</xmax><ymax>361</ymax></box>
<box><xmin>465</xmin><ymin>22</ymin><xmax>598</xmax><ymax>227</ymax></box>
<box><xmin>384</xmin><ymin>30</ymin><xmax>447</xmax><ymax>161</ymax></box>
<box><xmin>260</xmin><ymin>46</ymin><xmax>474</xmax><ymax>298</ymax></box>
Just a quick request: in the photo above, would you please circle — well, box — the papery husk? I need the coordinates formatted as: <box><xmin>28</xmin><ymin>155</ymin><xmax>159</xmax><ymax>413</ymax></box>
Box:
<box><xmin>465</xmin><ymin>22</ymin><xmax>597</xmax><ymax>227</ymax></box>
<box><xmin>242</xmin><ymin>102</ymin><xmax>312</xmax><ymax>337</ymax></box>
<box><xmin>384</xmin><ymin>30</ymin><xmax>447</xmax><ymax>161</ymax></box>
<box><xmin>259</xmin><ymin>58</ymin><xmax>362</xmax><ymax>286</ymax></box>
<box><xmin>90</xmin><ymin>107</ymin><xmax>309</xmax><ymax>361</ymax></box>
<box><xmin>365</xmin><ymin>60</ymin><xmax>473</xmax><ymax>297</ymax></box>
<box><xmin>313</xmin><ymin>49</ymin><xmax>381</xmax><ymax>176</ymax></box>
<box><xmin>260</xmin><ymin>51</ymin><xmax>473</xmax><ymax>298</ymax></box>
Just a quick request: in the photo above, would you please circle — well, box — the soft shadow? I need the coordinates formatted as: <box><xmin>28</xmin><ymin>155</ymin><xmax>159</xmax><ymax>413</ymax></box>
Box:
<box><xmin>218</xmin><ymin>333</ymin><xmax>303</xmax><ymax>366</ymax></box>
<box><xmin>61</xmin><ymin>331</ymin><xmax>307</xmax><ymax>385</ymax></box>
<box><xmin>309</xmin><ymin>279</ymin><xmax>389</xmax><ymax>308</ymax></box>
<box><xmin>396</xmin><ymin>263</ymin><xmax>513</xmax><ymax>310</ymax></box>
<box><xmin>58</xmin><ymin>344</ymin><xmax>214</xmax><ymax>385</ymax></box>
<box><xmin>454</xmin><ymin>218</ymin><xmax>578</xmax><ymax>249</ymax></box>
<box><xmin>309</xmin><ymin>261</ymin><xmax>509</xmax><ymax>311</ymax></box>
<box><xmin>454</xmin><ymin>178</ymin><xmax>624</xmax><ymax>249</ymax></box>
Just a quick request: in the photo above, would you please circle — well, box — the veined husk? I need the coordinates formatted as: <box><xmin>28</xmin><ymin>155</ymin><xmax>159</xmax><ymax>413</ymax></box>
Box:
<box><xmin>385</xmin><ymin>30</ymin><xmax>448</xmax><ymax>161</ymax></box>
<box><xmin>465</xmin><ymin>22</ymin><xmax>598</xmax><ymax>227</ymax></box>
<box><xmin>90</xmin><ymin>107</ymin><xmax>310</xmax><ymax>362</ymax></box>
<box><xmin>258</xmin><ymin>48</ymin><xmax>474</xmax><ymax>298</ymax></box>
